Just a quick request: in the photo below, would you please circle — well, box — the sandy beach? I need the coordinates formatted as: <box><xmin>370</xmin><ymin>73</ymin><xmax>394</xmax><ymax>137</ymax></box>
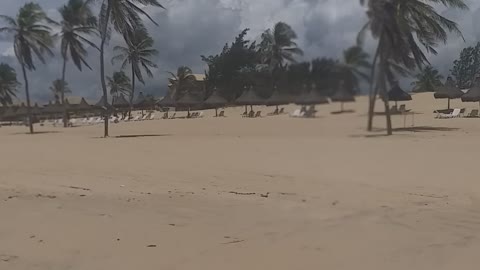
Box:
<box><xmin>1</xmin><ymin>92</ymin><xmax>480</xmax><ymax>270</ymax></box>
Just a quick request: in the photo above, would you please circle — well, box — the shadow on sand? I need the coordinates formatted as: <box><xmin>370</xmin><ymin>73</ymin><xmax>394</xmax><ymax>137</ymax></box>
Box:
<box><xmin>9</xmin><ymin>131</ymin><xmax>62</xmax><ymax>135</ymax></box>
<box><xmin>393</xmin><ymin>126</ymin><xmax>459</xmax><ymax>132</ymax></box>
<box><xmin>92</xmin><ymin>134</ymin><xmax>172</xmax><ymax>139</ymax></box>
<box><xmin>350</xmin><ymin>126</ymin><xmax>459</xmax><ymax>138</ymax></box>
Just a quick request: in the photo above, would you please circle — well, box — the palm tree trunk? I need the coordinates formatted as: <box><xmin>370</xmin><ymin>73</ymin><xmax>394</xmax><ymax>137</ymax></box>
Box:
<box><xmin>130</xmin><ymin>63</ymin><xmax>135</xmax><ymax>118</ymax></box>
<box><xmin>61</xmin><ymin>57</ymin><xmax>68</xmax><ymax>128</ymax></box>
<box><xmin>21</xmin><ymin>63</ymin><xmax>33</xmax><ymax>134</ymax></box>
<box><xmin>99</xmin><ymin>4</ymin><xmax>112</xmax><ymax>137</ymax></box>
<box><xmin>379</xmin><ymin>57</ymin><xmax>392</xmax><ymax>135</ymax></box>
<box><xmin>367</xmin><ymin>39</ymin><xmax>381</xmax><ymax>131</ymax></box>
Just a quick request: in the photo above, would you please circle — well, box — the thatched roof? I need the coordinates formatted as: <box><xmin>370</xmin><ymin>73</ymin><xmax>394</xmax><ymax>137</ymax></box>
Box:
<box><xmin>295</xmin><ymin>91</ymin><xmax>329</xmax><ymax>105</ymax></box>
<box><xmin>235</xmin><ymin>87</ymin><xmax>265</xmax><ymax>106</ymax></box>
<box><xmin>434</xmin><ymin>77</ymin><xmax>464</xmax><ymax>99</ymax></box>
<box><xmin>112</xmin><ymin>94</ymin><xmax>130</xmax><ymax>108</ymax></box>
<box><xmin>388</xmin><ymin>83</ymin><xmax>412</xmax><ymax>102</ymax></box>
<box><xmin>204</xmin><ymin>90</ymin><xmax>228</xmax><ymax>107</ymax></box>
<box><xmin>157</xmin><ymin>95</ymin><xmax>175</xmax><ymax>107</ymax></box>
<box><xmin>462</xmin><ymin>80</ymin><xmax>480</xmax><ymax>102</ymax></box>
<box><xmin>176</xmin><ymin>92</ymin><xmax>202</xmax><ymax>106</ymax></box>
<box><xmin>265</xmin><ymin>90</ymin><xmax>292</xmax><ymax>106</ymax></box>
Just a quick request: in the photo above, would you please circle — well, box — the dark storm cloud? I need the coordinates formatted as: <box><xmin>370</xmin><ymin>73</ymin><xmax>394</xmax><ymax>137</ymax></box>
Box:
<box><xmin>0</xmin><ymin>0</ymin><xmax>479</xmax><ymax>102</ymax></box>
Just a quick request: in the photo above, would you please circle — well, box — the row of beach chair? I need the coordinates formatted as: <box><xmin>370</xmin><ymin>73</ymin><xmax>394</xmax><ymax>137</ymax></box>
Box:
<box><xmin>435</xmin><ymin>108</ymin><xmax>480</xmax><ymax>119</ymax></box>
<box><xmin>242</xmin><ymin>111</ymin><xmax>262</xmax><ymax>118</ymax></box>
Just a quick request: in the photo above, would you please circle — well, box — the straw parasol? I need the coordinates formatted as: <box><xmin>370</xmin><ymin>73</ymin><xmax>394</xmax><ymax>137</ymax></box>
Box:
<box><xmin>112</xmin><ymin>94</ymin><xmax>130</xmax><ymax>109</ymax></box>
<box><xmin>265</xmin><ymin>88</ymin><xmax>292</xmax><ymax>111</ymax></box>
<box><xmin>43</xmin><ymin>101</ymin><xmax>64</xmax><ymax>115</ymax></box>
<box><xmin>331</xmin><ymin>81</ymin><xmax>355</xmax><ymax>112</ymax></box>
<box><xmin>1</xmin><ymin>106</ymin><xmax>18</xmax><ymax>120</ymax></box>
<box><xmin>235</xmin><ymin>86</ymin><xmax>265</xmax><ymax>113</ymax></box>
<box><xmin>203</xmin><ymin>88</ymin><xmax>228</xmax><ymax>117</ymax></box>
<box><xmin>176</xmin><ymin>92</ymin><xmax>202</xmax><ymax>117</ymax></box>
<box><xmin>461</xmin><ymin>77</ymin><xmax>480</xmax><ymax>107</ymax></box>
<box><xmin>388</xmin><ymin>82</ymin><xmax>412</xmax><ymax>107</ymax></box>
<box><xmin>434</xmin><ymin>77</ymin><xmax>463</xmax><ymax>109</ymax></box>
<box><xmin>295</xmin><ymin>90</ymin><xmax>329</xmax><ymax>105</ymax></box>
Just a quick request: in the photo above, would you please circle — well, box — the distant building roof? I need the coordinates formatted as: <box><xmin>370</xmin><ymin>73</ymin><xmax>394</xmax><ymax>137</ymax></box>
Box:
<box><xmin>169</xmin><ymin>74</ymin><xmax>205</xmax><ymax>82</ymax></box>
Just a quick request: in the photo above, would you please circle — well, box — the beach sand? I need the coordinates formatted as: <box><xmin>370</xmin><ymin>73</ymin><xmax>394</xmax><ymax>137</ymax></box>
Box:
<box><xmin>1</xmin><ymin>92</ymin><xmax>480</xmax><ymax>269</ymax></box>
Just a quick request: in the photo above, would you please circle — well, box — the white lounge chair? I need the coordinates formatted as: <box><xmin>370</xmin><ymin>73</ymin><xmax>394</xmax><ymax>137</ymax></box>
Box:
<box><xmin>149</xmin><ymin>114</ymin><xmax>155</xmax><ymax>120</ymax></box>
<box><xmin>141</xmin><ymin>114</ymin><xmax>149</xmax><ymax>121</ymax></box>
<box><xmin>133</xmin><ymin>115</ymin><xmax>141</xmax><ymax>121</ymax></box>
<box><xmin>438</xmin><ymin>108</ymin><xmax>461</xmax><ymax>119</ymax></box>
<box><xmin>290</xmin><ymin>109</ymin><xmax>301</xmax><ymax>118</ymax></box>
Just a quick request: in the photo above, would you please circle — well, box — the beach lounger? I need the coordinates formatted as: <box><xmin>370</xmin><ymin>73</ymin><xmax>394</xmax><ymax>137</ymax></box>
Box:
<box><xmin>247</xmin><ymin>111</ymin><xmax>255</xmax><ymax>118</ymax></box>
<box><xmin>133</xmin><ymin>116</ymin><xmax>141</xmax><ymax>121</ymax></box>
<box><xmin>279</xmin><ymin>108</ymin><xmax>285</xmax><ymax>114</ymax></box>
<box><xmin>466</xmin><ymin>109</ymin><xmax>479</xmax><ymax>118</ymax></box>
<box><xmin>197</xmin><ymin>112</ymin><xmax>204</xmax><ymax>118</ymax></box>
<box><xmin>149</xmin><ymin>114</ymin><xmax>155</xmax><ymax>120</ymax></box>
<box><xmin>437</xmin><ymin>108</ymin><xmax>461</xmax><ymax>119</ymax></box>
<box><xmin>398</xmin><ymin>105</ymin><xmax>411</xmax><ymax>113</ymax></box>
<box><xmin>290</xmin><ymin>109</ymin><xmax>301</xmax><ymax>117</ymax></box>
<box><xmin>96</xmin><ymin>117</ymin><xmax>103</xmax><ymax>124</ymax></box>
<box><xmin>218</xmin><ymin>111</ymin><xmax>225</xmax><ymax>117</ymax></box>
<box><xmin>141</xmin><ymin>114</ymin><xmax>149</xmax><ymax>121</ymax></box>
<box><xmin>254</xmin><ymin>111</ymin><xmax>262</xmax><ymax>118</ymax></box>
<box><xmin>460</xmin><ymin>108</ymin><xmax>466</xmax><ymax>117</ymax></box>
<box><xmin>169</xmin><ymin>113</ymin><xmax>176</xmax><ymax>119</ymax></box>
<box><xmin>162</xmin><ymin>112</ymin><xmax>168</xmax><ymax>119</ymax></box>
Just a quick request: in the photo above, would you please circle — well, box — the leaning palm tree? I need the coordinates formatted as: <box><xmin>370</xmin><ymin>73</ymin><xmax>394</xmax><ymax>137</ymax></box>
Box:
<box><xmin>50</xmin><ymin>79</ymin><xmax>72</xmax><ymax>103</ymax></box>
<box><xmin>58</xmin><ymin>0</ymin><xmax>98</xmax><ymax>127</ymax></box>
<box><xmin>359</xmin><ymin>0</ymin><xmax>467</xmax><ymax>135</ymax></box>
<box><xmin>259</xmin><ymin>22</ymin><xmax>303</xmax><ymax>88</ymax></box>
<box><xmin>411</xmin><ymin>66</ymin><xmax>443</xmax><ymax>92</ymax></box>
<box><xmin>0</xmin><ymin>3</ymin><xmax>55</xmax><ymax>133</ymax></box>
<box><xmin>337</xmin><ymin>46</ymin><xmax>371</xmax><ymax>94</ymax></box>
<box><xmin>0</xmin><ymin>63</ymin><xmax>19</xmax><ymax>106</ymax></box>
<box><xmin>167</xmin><ymin>66</ymin><xmax>196</xmax><ymax>100</ymax></box>
<box><xmin>98</xmin><ymin>0</ymin><xmax>164</xmax><ymax>137</ymax></box>
<box><xmin>112</xmin><ymin>29</ymin><xmax>158</xmax><ymax>113</ymax></box>
<box><xmin>107</xmin><ymin>71</ymin><xmax>131</xmax><ymax>102</ymax></box>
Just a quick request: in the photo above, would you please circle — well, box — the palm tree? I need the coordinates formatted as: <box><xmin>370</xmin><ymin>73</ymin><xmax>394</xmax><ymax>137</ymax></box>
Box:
<box><xmin>359</xmin><ymin>0</ymin><xmax>467</xmax><ymax>135</ymax></box>
<box><xmin>112</xmin><ymin>29</ymin><xmax>158</xmax><ymax>113</ymax></box>
<box><xmin>411</xmin><ymin>66</ymin><xmax>443</xmax><ymax>92</ymax></box>
<box><xmin>107</xmin><ymin>71</ymin><xmax>131</xmax><ymax>102</ymax></box>
<box><xmin>98</xmin><ymin>0</ymin><xmax>164</xmax><ymax>137</ymax></box>
<box><xmin>168</xmin><ymin>66</ymin><xmax>196</xmax><ymax>100</ymax></box>
<box><xmin>0</xmin><ymin>3</ymin><xmax>55</xmax><ymax>133</ymax></box>
<box><xmin>337</xmin><ymin>46</ymin><xmax>371</xmax><ymax>94</ymax></box>
<box><xmin>259</xmin><ymin>22</ymin><xmax>303</xmax><ymax>89</ymax></box>
<box><xmin>0</xmin><ymin>63</ymin><xmax>19</xmax><ymax>106</ymax></box>
<box><xmin>50</xmin><ymin>79</ymin><xmax>72</xmax><ymax>103</ymax></box>
<box><xmin>58</xmin><ymin>0</ymin><xmax>97</xmax><ymax>127</ymax></box>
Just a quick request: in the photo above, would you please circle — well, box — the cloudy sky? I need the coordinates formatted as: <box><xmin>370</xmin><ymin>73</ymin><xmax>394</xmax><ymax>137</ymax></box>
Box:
<box><xmin>1</xmin><ymin>0</ymin><xmax>480</xmax><ymax>102</ymax></box>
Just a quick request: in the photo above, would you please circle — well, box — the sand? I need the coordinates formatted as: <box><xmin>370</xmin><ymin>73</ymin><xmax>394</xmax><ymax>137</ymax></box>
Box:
<box><xmin>1</xmin><ymin>92</ymin><xmax>480</xmax><ymax>270</ymax></box>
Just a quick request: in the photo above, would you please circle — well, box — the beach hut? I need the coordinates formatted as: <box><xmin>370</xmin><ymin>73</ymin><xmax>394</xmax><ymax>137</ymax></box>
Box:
<box><xmin>176</xmin><ymin>92</ymin><xmax>202</xmax><ymax>117</ymax></box>
<box><xmin>388</xmin><ymin>82</ymin><xmax>412</xmax><ymax>108</ymax></box>
<box><xmin>235</xmin><ymin>86</ymin><xmax>265</xmax><ymax>114</ymax></box>
<box><xmin>434</xmin><ymin>77</ymin><xmax>463</xmax><ymax>109</ymax></box>
<box><xmin>265</xmin><ymin>89</ymin><xmax>292</xmax><ymax>114</ymax></box>
<box><xmin>203</xmin><ymin>88</ymin><xmax>228</xmax><ymax>117</ymax></box>
<box><xmin>331</xmin><ymin>81</ymin><xmax>355</xmax><ymax>112</ymax></box>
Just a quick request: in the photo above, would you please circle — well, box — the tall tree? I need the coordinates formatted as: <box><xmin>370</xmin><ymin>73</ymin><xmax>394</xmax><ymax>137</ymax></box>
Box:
<box><xmin>50</xmin><ymin>79</ymin><xmax>72</xmax><ymax>103</ymax></box>
<box><xmin>0</xmin><ymin>3</ymin><xmax>55</xmax><ymax>133</ymax></box>
<box><xmin>259</xmin><ymin>22</ymin><xmax>303</xmax><ymax>72</ymax></box>
<box><xmin>98</xmin><ymin>0</ymin><xmax>164</xmax><ymax>137</ymax></box>
<box><xmin>451</xmin><ymin>42</ymin><xmax>480</xmax><ymax>89</ymax></box>
<box><xmin>0</xmin><ymin>63</ymin><xmax>19</xmax><ymax>106</ymax></box>
<box><xmin>112</xmin><ymin>29</ymin><xmax>158</xmax><ymax>113</ymax></box>
<box><xmin>359</xmin><ymin>0</ymin><xmax>467</xmax><ymax>135</ymax></box>
<box><xmin>411</xmin><ymin>66</ymin><xmax>443</xmax><ymax>92</ymax></box>
<box><xmin>107</xmin><ymin>71</ymin><xmax>131</xmax><ymax>102</ymax></box>
<box><xmin>337</xmin><ymin>46</ymin><xmax>371</xmax><ymax>94</ymax></box>
<box><xmin>58</xmin><ymin>0</ymin><xmax>97</xmax><ymax>127</ymax></box>
<box><xmin>167</xmin><ymin>66</ymin><xmax>196</xmax><ymax>100</ymax></box>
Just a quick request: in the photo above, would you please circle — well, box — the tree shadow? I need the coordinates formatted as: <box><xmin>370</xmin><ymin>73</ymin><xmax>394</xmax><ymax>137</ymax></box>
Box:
<box><xmin>9</xmin><ymin>131</ymin><xmax>62</xmax><ymax>135</ymax></box>
<box><xmin>92</xmin><ymin>134</ymin><xmax>172</xmax><ymax>139</ymax></box>
<box><xmin>393</xmin><ymin>126</ymin><xmax>459</xmax><ymax>132</ymax></box>
<box><xmin>331</xmin><ymin>110</ymin><xmax>355</xmax><ymax>115</ymax></box>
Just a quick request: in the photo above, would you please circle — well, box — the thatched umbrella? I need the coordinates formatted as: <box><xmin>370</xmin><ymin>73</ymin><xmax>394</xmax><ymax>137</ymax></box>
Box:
<box><xmin>203</xmin><ymin>88</ymin><xmax>228</xmax><ymax>117</ymax></box>
<box><xmin>434</xmin><ymin>77</ymin><xmax>463</xmax><ymax>109</ymax></box>
<box><xmin>176</xmin><ymin>92</ymin><xmax>202</xmax><ymax>117</ymax></box>
<box><xmin>43</xmin><ymin>101</ymin><xmax>64</xmax><ymax>116</ymax></box>
<box><xmin>295</xmin><ymin>90</ymin><xmax>329</xmax><ymax>105</ymax></box>
<box><xmin>157</xmin><ymin>95</ymin><xmax>175</xmax><ymax>118</ymax></box>
<box><xmin>331</xmin><ymin>81</ymin><xmax>355</xmax><ymax>112</ymax></box>
<box><xmin>235</xmin><ymin>86</ymin><xmax>265</xmax><ymax>113</ymax></box>
<box><xmin>388</xmin><ymin>82</ymin><xmax>412</xmax><ymax>107</ymax></box>
<box><xmin>30</xmin><ymin>103</ymin><xmax>43</xmax><ymax>115</ymax></box>
<box><xmin>1</xmin><ymin>106</ymin><xmax>18</xmax><ymax>121</ymax></box>
<box><xmin>112</xmin><ymin>94</ymin><xmax>130</xmax><ymax>110</ymax></box>
<box><xmin>461</xmin><ymin>79</ymin><xmax>480</xmax><ymax>107</ymax></box>
<box><xmin>265</xmin><ymin>89</ymin><xmax>292</xmax><ymax>112</ymax></box>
